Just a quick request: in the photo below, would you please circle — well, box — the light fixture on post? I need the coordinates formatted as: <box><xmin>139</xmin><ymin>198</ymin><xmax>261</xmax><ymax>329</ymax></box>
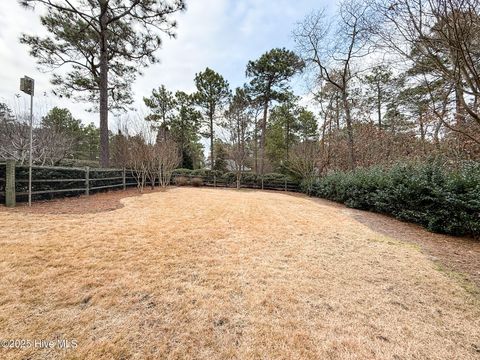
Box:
<box><xmin>20</xmin><ymin>76</ymin><xmax>35</xmax><ymax>206</ymax></box>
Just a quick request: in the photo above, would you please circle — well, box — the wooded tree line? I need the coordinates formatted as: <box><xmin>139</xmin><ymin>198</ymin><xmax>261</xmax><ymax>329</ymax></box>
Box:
<box><xmin>294</xmin><ymin>0</ymin><xmax>480</xmax><ymax>172</ymax></box>
<box><xmin>2</xmin><ymin>0</ymin><xmax>479</xmax><ymax>187</ymax></box>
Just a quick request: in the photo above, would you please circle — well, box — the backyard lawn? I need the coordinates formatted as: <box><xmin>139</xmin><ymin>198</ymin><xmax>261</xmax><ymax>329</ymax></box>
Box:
<box><xmin>0</xmin><ymin>188</ymin><xmax>479</xmax><ymax>359</ymax></box>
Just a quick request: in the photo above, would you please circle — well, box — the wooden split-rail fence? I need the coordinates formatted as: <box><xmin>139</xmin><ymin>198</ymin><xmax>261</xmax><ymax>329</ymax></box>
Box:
<box><xmin>0</xmin><ymin>160</ymin><xmax>137</xmax><ymax>207</ymax></box>
<box><xmin>0</xmin><ymin>160</ymin><xmax>301</xmax><ymax>207</ymax></box>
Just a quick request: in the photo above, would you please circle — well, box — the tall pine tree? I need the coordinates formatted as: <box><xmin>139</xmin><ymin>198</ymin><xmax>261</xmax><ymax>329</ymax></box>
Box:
<box><xmin>20</xmin><ymin>0</ymin><xmax>186</xmax><ymax>166</ymax></box>
<box><xmin>246</xmin><ymin>48</ymin><xmax>303</xmax><ymax>174</ymax></box>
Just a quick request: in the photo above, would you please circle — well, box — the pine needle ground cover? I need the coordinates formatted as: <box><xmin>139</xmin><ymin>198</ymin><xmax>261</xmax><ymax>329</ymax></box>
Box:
<box><xmin>0</xmin><ymin>188</ymin><xmax>479</xmax><ymax>359</ymax></box>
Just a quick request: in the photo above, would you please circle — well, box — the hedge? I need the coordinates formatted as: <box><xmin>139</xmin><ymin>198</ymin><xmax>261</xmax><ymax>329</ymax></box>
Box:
<box><xmin>308</xmin><ymin>161</ymin><xmax>480</xmax><ymax>237</ymax></box>
<box><xmin>172</xmin><ymin>168</ymin><xmax>193</xmax><ymax>177</ymax></box>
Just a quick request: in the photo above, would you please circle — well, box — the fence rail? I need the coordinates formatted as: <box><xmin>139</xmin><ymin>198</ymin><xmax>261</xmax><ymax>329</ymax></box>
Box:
<box><xmin>16</xmin><ymin>188</ymin><xmax>87</xmax><ymax>196</ymax></box>
<box><xmin>171</xmin><ymin>174</ymin><xmax>301</xmax><ymax>193</ymax></box>
<box><xmin>0</xmin><ymin>162</ymin><xmax>301</xmax><ymax>207</ymax></box>
<box><xmin>0</xmin><ymin>162</ymin><xmax>137</xmax><ymax>206</ymax></box>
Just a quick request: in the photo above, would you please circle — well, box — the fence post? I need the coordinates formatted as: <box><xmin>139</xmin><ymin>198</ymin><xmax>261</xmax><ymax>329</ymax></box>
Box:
<box><xmin>261</xmin><ymin>176</ymin><xmax>264</xmax><ymax>190</ymax></box>
<box><xmin>122</xmin><ymin>168</ymin><xmax>126</xmax><ymax>190</ymax></box>
<box><xmin>214</xmin><ymin>174</ymin><xmax>216</xmax><ymax>187</ymax></box>
<box><xmin>5</xmin><ymin>160</ymin><xmax>16</xmax><ymax>207</ymax></box>
<box><xmin>85</xmin><ymin>166</ymin><xmax>90</xmax><ymax>196</ymax></box>
<box><xmin>284</xmin><ymin>179</ymin><xmax>287</xmax><ymax>191</ymax></box>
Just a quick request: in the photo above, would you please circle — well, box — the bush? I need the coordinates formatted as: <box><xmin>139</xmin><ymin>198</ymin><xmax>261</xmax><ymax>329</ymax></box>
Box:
<box><xmin>241</xmin><ymin>172</ymin><xmax>258</xmax><ymax>183</ymax></box>
<box><xmin>311</xmin><ymin>160</ymin><xmax>480</xmax><ymax>237</ymax></box>
<box><xmin>191</xmin><ymin>177</ymin><xmax>203</xmax><ymax>187</ymax></box>
<box><xmin>222</xmin><ymin>172</ymin><xmax>236</xmax><ymax>185</ymax></box>
<box><xmin>262</xmin><ymin>173</ymin><xmax>290</xmax><ymax>183</ymax></box>
<box><xmin>191</xmin><ymin>169</ymin><xmax>223</xmax><ymax>177</ymax></box>
<box><xmin>172</xmin><ymin>168</ymin><xmax>193</xmax><ymax>177</ymax></box>
<box><xmin>174</xmin><ymin>176</ymin><xmax>189</xmax><ymax>186</ymax></box>
<box><xmin>261</xmin><ymin>173</ymin><xmax>300</xmax><ymax>191</ymax></box>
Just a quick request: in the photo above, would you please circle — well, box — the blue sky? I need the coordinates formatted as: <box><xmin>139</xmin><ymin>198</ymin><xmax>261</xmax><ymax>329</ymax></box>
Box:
<box><xmin>0</xmin><ymin>0</ymin><xmax>332</xmax><ymax>125</ymax></box>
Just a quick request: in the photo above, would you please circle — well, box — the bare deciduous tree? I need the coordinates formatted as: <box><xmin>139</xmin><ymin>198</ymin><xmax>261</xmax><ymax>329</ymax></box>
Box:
<box><xmin>128</xmin><ymin>135</ymin><xmax>149</xmax><ymax>192</ymax></box>
<box><xmin>294</xmin><ymin>1</ymin><xmax>374</xmax><ymax>169</ymax></box>
<box><xmin>155</xmin><ymin>137</ymin><xmax>180</xmax><ymax>188</ymax></box>
<box><xmin>285</xmin><ymin>141</ymin><xmax>321</xmax><ymax>194</ymax></box>
<box><xmin>372</xmin><ymin>0</ymin><xmax>480</xmax><ymax>143</ymax></box>
<box><xmin>0</xmin><ymin>105</ymin><xmax>74</xmax><ymax>165</ymax></box>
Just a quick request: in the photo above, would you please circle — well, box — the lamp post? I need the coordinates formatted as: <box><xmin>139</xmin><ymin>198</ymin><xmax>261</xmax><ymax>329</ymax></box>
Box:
<box><xmin>20</xmin><ymin>76</ymin><xmax>35</xmax><ymax>206</ymax></box>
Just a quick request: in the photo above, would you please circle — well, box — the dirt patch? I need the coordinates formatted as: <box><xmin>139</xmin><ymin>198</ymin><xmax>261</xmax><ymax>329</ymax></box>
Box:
<box><xmin>1</xmin><ymin>188</ymin><xmax>479</xmax><ymax>359</ymax></box>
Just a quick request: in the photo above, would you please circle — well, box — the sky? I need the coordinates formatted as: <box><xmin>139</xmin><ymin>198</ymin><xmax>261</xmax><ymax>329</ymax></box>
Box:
<box><xmin>0</xmin><ymin>0</ymin><xmax>330</xmax><ymax>127</ymax></box>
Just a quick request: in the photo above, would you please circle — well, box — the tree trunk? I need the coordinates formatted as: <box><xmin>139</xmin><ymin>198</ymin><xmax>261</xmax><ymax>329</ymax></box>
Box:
<box><xmin>259</xmin><ymin>100</ymin><xmax>268</xmax><ymax>175</ymax></box>
<box><xmin>434</xmin><ymin>120</ymin><xmax>442</xmax><ymax>150</ymax></box>
<box><xmin>320</xmin><ymin>118</ymin><xmax>327</xmax><ymax>152</ymax></box>
<box><xmin>253</xmin><ymin>115</ymin><xmax>258</xmax><ymax>174</ymax></box>
<box><xmin>455</xmin><ymin>86</ymin><xmax>465</xmax><ymax>127</ymax></box>
<box><xmin>335</xmin><ymin>97</ymin><xmax>340</xmax><ymax>129</ymax></box>
<box><xmin>285</xmin><ymin>117</ymin><xmax>290</xmax><ymax>161</ymax></box>
<box><xmin>342</xmin><ymin>90</ymin><xmax>355</xmax><ymax>170</ymax></box>
<box><xmin>99</xmin><ymin>12</ymin><xmax>109</xmax><ymax>167</ymax></box>
<box><xmin>419</xmin><ymin>110</ymin><xmax>426</xmax><ymax>155</ymax></box>
<box><xmin>455</xmin><ymin>87</ymin><xmax>465</xmax><ymax>152</ymax></box>
<box><xmin>377</xmin><ymin>82</ymin><xmax>382</xmax><ymax>128</ymax></box>
<box><xmin>326</xmin><ymin>115</ymin><xmax>332</xmax><ymax>169</ymax></box>
<box><xmin>210</xmin><ymin>112</ymin><xmax>214</xmax><ymax>170</ymax></box>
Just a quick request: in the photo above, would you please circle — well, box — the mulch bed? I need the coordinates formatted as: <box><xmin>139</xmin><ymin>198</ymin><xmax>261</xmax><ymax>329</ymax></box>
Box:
<box><xmin>1</xmin><ymin>187</ymin><xmax>161</xmax><ymax>215</ymax></box>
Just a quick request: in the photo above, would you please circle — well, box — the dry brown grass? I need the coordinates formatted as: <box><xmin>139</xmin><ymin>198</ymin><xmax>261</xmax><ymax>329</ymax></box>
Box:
<box><xmin>0</xmin><ymin>188</ymin><xmax>479</xmax><ymax>360</ymax></box>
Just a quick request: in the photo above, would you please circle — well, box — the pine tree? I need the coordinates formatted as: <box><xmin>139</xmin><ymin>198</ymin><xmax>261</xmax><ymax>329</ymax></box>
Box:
<box><xmin>144</xmin><ymin>85</ymin><xmax>177</xmax><ymax>143</ymax></box>
<box><xmin>246</xmin><ymin>48</ymin><xmax>304</xmax><ymax>174</ymax></box>
<box><xmin>193</xmin><ymin>68</ymin><xmax>231</xmax><ymax>169</ymax></box>
<box><xmin>20</xmin><ymin>0</ymin><xmax>186</xmax><ymax>166</ymax></box>
<box><xmin>170</xmin><ymin>91</ymin><xmax>203</xmax><ymax>169</ymax></box>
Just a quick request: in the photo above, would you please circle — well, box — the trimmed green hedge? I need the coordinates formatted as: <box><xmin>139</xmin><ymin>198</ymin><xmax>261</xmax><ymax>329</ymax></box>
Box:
<box><xmin>308</xmin><ymin>161</ymin><xmax>480</xmax><ymax>237</ymax></box>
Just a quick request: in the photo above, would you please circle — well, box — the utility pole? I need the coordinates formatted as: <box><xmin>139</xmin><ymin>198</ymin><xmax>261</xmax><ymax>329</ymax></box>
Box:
<box><xmin>20</xmin><ymin>76</ymin><xmax>35</xmax><ymax>206</ymax></box>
